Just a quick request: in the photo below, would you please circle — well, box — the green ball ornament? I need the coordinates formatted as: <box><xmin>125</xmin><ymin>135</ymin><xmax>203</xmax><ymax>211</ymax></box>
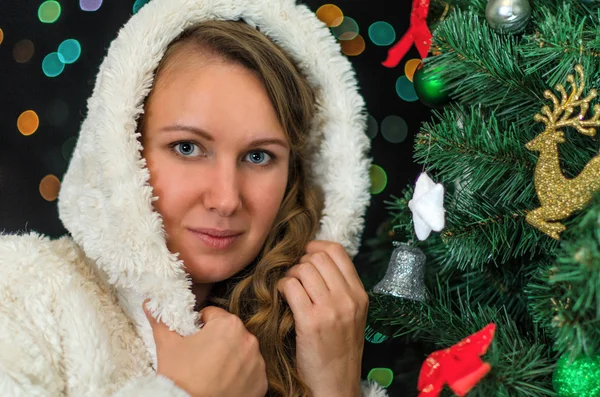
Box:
<box><xmin>553</xmin><ymin>354</ymin><xmax>600</xmax><ymax>397</ymax></box>
<box><xmin>413</xmin><ymin>64</ymin><xmax>450</xmax><ymax>108</ymax></box>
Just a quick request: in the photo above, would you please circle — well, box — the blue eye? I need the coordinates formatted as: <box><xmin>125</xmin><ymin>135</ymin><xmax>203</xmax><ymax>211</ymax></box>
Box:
<box><xmin>246</xmin><ymin>151</ymin><xmax>273</xmax><ymax>165</ymax></box>
<box><xmin>172</xmin><ymin>142</ymin><xmax>201</xmax><ymax>157</ymax></box>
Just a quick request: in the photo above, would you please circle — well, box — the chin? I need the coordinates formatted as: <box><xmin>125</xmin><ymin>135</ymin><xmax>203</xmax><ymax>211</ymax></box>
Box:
<box><xmin>183</xmin><ymin>254</ymin><xmax>247</xmax><ymax>284</ymax></box>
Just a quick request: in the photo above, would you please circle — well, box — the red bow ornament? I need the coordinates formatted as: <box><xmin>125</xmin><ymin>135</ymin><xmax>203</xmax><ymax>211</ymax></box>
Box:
<box><xmin>417</xmin><ymin>323</ymin><xmax>496</xmax><ymax>397</ymax></box>
<box><xmin>382</xmin><ymin>0</ymin><xmax>432</xmax><ymax>68</ymax></box>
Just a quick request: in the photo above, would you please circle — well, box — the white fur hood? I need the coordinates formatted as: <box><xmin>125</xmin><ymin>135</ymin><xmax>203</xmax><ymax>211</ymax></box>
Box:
<box><xmin>56</xmin><ymin>0</ymin><xmax>372</xmax><ymax>361</ymax></box>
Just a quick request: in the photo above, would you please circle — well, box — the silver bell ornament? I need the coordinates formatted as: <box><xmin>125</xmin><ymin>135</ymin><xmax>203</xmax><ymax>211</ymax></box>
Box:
<box><xmin>486</xmin><ymin>0</ymin><xmax>531</xmax><ymax>34</ymax></box>
<box><xmin>372</xmin><ymin>242</ymin><xmax>427</xmax><ymax>302</ymax></box>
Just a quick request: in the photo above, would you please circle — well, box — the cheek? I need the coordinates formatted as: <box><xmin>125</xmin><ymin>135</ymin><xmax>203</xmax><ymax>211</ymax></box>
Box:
<box><xmin>247</xmin><ymin>171</ymin><xmax>288</xmax><ymax>227</ymax></box>
<box><xmin>145</xmin><ymin>152</ymin><xmax>189</xmax><ymax>227</ymax></box>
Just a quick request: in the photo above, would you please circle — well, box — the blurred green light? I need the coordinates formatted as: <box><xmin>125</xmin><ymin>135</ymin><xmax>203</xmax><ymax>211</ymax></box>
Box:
<box><xmin>367</xmin><ymin>368</ymin><xmax>394</xmax><ymax>388</ymax></box>
<box><xmin>368</xmin><ymin>21</ymin><xmax>396</xmax><ymax>46</ymax></box>
<box><xmin>366</xmin><ymin>114</ymin><xmax>378</xmax><ymax>139</ymax></box>
<box><xmin>395</xmin><ymin>75</ymin><xmax>418</xmax><ymax>102</ymax></box>
<box><xmin>133</xmin><ymin>0</ymin><xmax>150</xmax><ymax>14</ymax></box>
<box><xmin>58</xmin><ymin>39</ymin><xmax>81</xmax><ymax>64</ymax></box>
<box><xmin>331</xmin><ymin>16</ymin><xmax>359</xmax><ymax>41</ymax></box>
<box><xmin>39</xmin><ymin>1</ymin><xmax>62</xmax><ymax>24</ymax></box>
<box><xmin>381</xmin><ymin>115</ymin><xmax>408</xmax><ymax>143</ymax></box>
<box><xmin>42</xmin><ymin>52</ymin><xmax>65</xmax><ymax>77</ymax></box>
<box><xmin>369</xmin><ymin>165</ymin><xmax>387</xmax><ymax>195</ymax></box>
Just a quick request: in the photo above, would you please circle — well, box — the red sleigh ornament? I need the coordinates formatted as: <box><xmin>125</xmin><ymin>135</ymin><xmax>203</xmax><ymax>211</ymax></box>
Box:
<box><xmin>382</xmin><ymin>0</ymin><xmax>432</xmax><ymax>68</ymax></box>
<box><xmin>418</xmin><ymin>323</ymin><xmax>496</xmax><ymax>397</ymax></box>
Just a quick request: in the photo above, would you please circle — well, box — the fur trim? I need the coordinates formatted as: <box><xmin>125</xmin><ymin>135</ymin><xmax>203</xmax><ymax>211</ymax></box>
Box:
<box><xmin>361</xmin><ymin>380</ymin><xmax>390</xmax><ymax>397</ymax></box>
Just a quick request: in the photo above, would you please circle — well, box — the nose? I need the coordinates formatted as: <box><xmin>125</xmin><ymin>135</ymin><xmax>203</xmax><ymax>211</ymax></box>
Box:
<box><xmin>203</xmin><ymin>160</ymin><xmax>243</xmax><ymax>217</ymax></box>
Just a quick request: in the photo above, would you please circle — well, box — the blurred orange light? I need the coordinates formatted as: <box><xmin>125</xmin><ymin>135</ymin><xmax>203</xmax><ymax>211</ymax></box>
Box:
<box><xmin>405</xmin><ymin>59</ymin><xmax>422</xmax><ymax>82</ymax></box>
<box><xmin>39</xmin><ymin>174</ymin><xmax>61</xmax><ymax>202</ymax></box>
<box><xmin>341</xmin><ymin>34</ymin><xmax>366</xmax><ymax>56</ymax></box>
<box><xmin>17</xmin><ymin>110</ymin><xmax>40</xmax><ymax>136</ymax></box>
<box><xmin>316</xmin><ymin>4</ymin><xmax>344</xmax><ymax>27</ymax></box>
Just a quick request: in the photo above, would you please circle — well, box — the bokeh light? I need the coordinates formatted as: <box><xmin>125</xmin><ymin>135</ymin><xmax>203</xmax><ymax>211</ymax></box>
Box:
<box><xmin>39</xmin><ymin>174</ymin><xmax>61</xmax><ymax>202</ymax></box>
<box><xmin>38</xmin><ymin>1</ymin><xmax>62</xmax><ymax>24</ymax></box>
<box><xmin>17</xmin><ymin>110</ymin><xmax>40</xmax><ymax>136</ymax></box>
<box><xmin>13</xmin><ymin>39</ymin><xmax>35</xmax><ymax>63</ymax></box>
<box><xmin>46</xmin><ymin>98</ymin><xmax>69</xmax><ymax>126</ymax></box>
<box><xmin>369</xmin><ymin>164</ymin><xmax>388</xmax><ymax>195</ymax></box>
<box><xmin>368</xmin><ymin>21</ymin><xmax>396</xmax><ymax>46</ymax></box>
<box><xmin>365</xmin><ymin>325</ymin><xmax>388</xmax><ymax>344</ymax></box>
<box><xmin>395</xmin><ymin>75</ymin><xmax>418</xmax><ymax>102</ymax></box>
<box><xmin>43</xmin><ymin>52</ymin><xmax>65</xmax><ymax>77</ymax></box>
<box><xmin>367</xmin><ymin>368</ymin><xmax>394</xmax><ymax>388</ymax></box>
<box><xmin>80</xmin><ymin>0</ymin><xmax>103</xmax><ymax>12</ymax></box>
<box><xmin>331</xmin><ymin>16</ymin><xmax>359</xmax><ymax>41</ymax></box>
<box><xmin>405</xmin><ymin>59</ymin><xmax>422</xmax><ymax>82</ymax></box>
<box><xmin>58</xmin><ymin>39</ymin><xmax>81</xmax><ymax>64</ymax></box>
<box><xmin>381</xmin><ymin>115</ymin><xmax>408</xmax><ymax>143</ymax></box>
<box><xmin>133</xmin><ymin>0</ymin><xmax>150</xmax><ymax>14</ymax></box>
<box><xmin>366</xmin><ymin>114</ymin><xmax>378</xmax><ymax>139</ymax></box>
<box><xmin>0</xmin><ymin>28</ymin><xmax>4</xmax><ymax>45</ymax></box>
<box><xmin>62</xmin><ymin>137</ymin><xmax>77</xmax><ymax>161</ymax></box>
<box><xmin>340</xmin><ymin>34</ymin><xmax>365</xmax><ymax>56</ymax></box>
<box><xmin>316</xmin><ymin>4</ymin><xmax>344</xmax><ymax>27</ymax></box>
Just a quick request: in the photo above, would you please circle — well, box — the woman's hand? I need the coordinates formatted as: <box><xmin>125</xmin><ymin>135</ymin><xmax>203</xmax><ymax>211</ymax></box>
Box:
<box><xmin>144</xmin><ymin>303</ymin><xmax>268</xmax><ymax>397</ymax></box>
<box><xmin>277</xmin><ymin>240</ymin><xmax>368</xmax><ymax>397</ymax></box>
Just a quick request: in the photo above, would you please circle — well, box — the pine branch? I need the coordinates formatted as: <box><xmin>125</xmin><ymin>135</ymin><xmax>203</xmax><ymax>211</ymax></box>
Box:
<box><xmin>369</xmin><ymin>282</ymin><xmax>557</xmax><ymax>396</ymax></box>
<box><xmin>413</xmin><ymin>107</ymin><xmax>561</xmax><ymax>269</ymax></box>
<box><xmin>521</xmin><ymin>3</ymin><xmax>600</xmax><ymax>90</ymax></box>
<box><xmin>425</xmin><ymin>9</ymin><xmax>545</xmax><ymax>127</ymax></box>
<box><xmin>528</xmin><ymin>193</ymin><xmax>600</xmax><ymax>358</ymax></box>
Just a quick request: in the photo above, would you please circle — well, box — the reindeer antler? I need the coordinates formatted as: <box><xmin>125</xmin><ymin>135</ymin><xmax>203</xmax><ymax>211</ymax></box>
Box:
<box><xmin>534</xmin><ymin>64</ymin><xmax>600</xmax><ymax>136</ymax></box>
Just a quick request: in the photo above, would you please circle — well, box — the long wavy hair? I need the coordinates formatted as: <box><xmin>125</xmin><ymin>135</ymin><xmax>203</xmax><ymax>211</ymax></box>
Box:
<box><xmin>142</xmin><ymin>20</ymin><xmax>324</xmax><ymax>396</ymax></box>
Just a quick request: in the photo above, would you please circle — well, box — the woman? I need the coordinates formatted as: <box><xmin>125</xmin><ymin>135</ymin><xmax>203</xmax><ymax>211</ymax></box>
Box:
<box><xmin>0</xmin><ymin>0</ymin><xmax>384</xmax><ymax>396</ymax></box>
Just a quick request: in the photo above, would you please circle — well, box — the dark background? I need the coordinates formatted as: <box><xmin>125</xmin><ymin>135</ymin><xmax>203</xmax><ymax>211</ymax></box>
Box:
<box><xmin>0</xmin><ymin>1</ymin><xmax>432</xmax><ymax>395</ymax></box>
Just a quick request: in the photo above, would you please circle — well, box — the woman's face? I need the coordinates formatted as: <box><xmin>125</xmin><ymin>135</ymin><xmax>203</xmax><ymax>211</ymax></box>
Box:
<box><xmin>142</xmin><ymin>46</ymin><xmax>290</xmax><ymax>284</ymax></box>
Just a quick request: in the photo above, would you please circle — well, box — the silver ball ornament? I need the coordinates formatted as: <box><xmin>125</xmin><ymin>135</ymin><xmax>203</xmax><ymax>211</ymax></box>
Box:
<box><xmin>486</xmin><ymin>0</ymin><xmax>532</xmax><ymax>34</ymax></box>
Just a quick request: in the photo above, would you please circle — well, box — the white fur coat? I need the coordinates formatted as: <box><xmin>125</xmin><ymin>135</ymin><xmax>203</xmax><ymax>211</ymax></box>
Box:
<box><xmin>0</xmin><ymin>0</ymin><xmax>386</xmax><ymax>395</ymax></box>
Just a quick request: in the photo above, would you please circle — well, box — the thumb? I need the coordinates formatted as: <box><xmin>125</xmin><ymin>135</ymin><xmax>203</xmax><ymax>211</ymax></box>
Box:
<box><xmin>199</xmin><ymin>305</ymin><xmax>230</xmax><ymax>324</ymax></box>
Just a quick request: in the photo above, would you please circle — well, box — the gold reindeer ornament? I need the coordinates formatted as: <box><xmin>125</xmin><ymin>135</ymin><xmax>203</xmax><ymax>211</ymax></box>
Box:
<box><xmin>526</xmin><ymin>64</ymin><xmax>600</xmax><ymax>239</ymax></box>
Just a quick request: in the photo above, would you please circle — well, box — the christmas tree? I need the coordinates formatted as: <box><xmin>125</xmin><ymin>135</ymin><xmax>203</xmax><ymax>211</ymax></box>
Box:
<box><xmin>366</xmin><ymin>1</ymin><xmax>600</xmax><ymax>396</ymax></box>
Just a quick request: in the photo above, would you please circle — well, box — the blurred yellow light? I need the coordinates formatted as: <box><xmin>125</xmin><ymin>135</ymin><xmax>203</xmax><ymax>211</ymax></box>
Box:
<box><xmin>0</xmin><ymin>28</ymin><xmax>4</xmax><ymax>45</ymax></box>
<box><xmin>17</xmin><ymin>110</ymin><xmax>40</xmax><ymax>136</ymax></box>
<box><xmin>405</xmin><ymin>59</ymin><xmax>422</xmax><ymax>82</ymax></box>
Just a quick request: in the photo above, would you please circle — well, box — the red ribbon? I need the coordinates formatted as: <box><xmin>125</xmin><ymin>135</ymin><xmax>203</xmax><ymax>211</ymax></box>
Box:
<box><xmin>382</xmin><ymin>0</ymin><xmax>432</xmax><ymax>68</ymax></box>
<box><xmin>417</xmin><ymin>323</ymin><xmax>496</xmax><ymax>397</ymax></box>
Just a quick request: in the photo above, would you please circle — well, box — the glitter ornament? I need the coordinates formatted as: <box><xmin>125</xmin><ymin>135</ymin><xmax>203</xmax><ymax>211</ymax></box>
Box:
<box><xmin>485</xmin><ymin>0</ymin><xmax>531</xmax><ymax>34</ymax></box>
<box><xmin>372</xmin><ymin>242</ymin><xmax>427</xmax><ymax>301</ymax></box>
<box><xmin>526</xmin><ymin>64</ymin><xmax>600</xmax><ymax>240</ymax></box>
<box><xmin>553</xmin><ymin>354</ymin><xmax>600</xmax><ymax>397</ymax></box>
<box><xmin>418</xmin><ymin>324</ymin><xmax>496</xmax><ymax>397</ymax></box>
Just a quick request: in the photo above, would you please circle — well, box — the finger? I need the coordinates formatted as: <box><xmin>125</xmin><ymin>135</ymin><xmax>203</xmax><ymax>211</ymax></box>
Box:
<box><xmin>199</xmin><ymin>306</ymin><xmax>231</xmax><ymax>323</ymax></box>
<box><xmin>277</xmin><ymin>277</ymin><xmax>312</xmax><ymax>315</ymax></box>
<box><xmin>286</xmin><ymin>263</ymin><xmax>329</xmax><ymax>303</ymax></box>
<box><xmin>299</xmin><ymin>250</ymin><xmax>349</xmax><ymax>292</ymax></box>
<box><xmin>143</xmin><ymin>300</ymin><xmax>180</xmax><ymax>344</ymax></box>
<box><xmin>305</xmin><ymin>240</ymin><xmax>364</xmax><ymax>290</ymax></box>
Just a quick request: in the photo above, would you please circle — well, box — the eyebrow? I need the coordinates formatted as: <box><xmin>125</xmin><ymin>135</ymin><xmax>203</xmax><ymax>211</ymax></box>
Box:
<box><xmin>160</xmin><ymin>124</ymin><xmax>289</xmax><ymax>149</ymax></box>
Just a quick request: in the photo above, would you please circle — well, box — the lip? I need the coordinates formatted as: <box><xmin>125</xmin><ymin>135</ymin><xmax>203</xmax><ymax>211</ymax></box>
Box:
<box><xmin>190</xmin><ymin>228</ymin><xmax>243</xmax><ymax>237</ymax></box>
<box><xmin>188</xmin><ymin>229</ymin><xmax>242</xmax><ymax>250</ymax></box>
